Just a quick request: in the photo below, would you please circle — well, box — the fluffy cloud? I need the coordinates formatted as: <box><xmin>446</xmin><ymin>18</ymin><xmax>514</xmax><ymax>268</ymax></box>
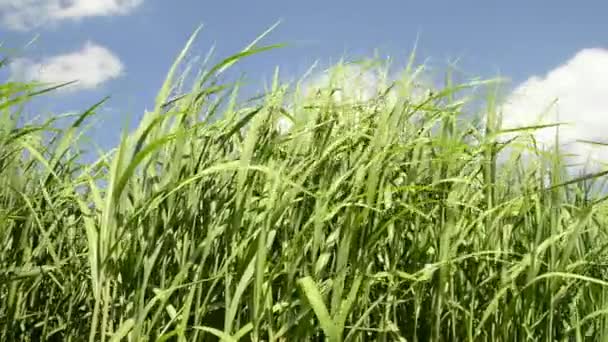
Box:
<box><xmin>298</xmin><ymin>63</ymin><xmax>434</xmax><ymax>103</ymax></box>
<box><xmin>276</xmin><ymin>63</ymin><xmax>436</xmax><ymax>134</ymax></box>
<box><xmin>500</xmin><ymin>48</ymin><xmax>608</xmax><ymax>172</ymax></box>
<box><xmin>0</xmin><ymin>0</ymin><xmax>144</xmax><ymax>31</ymax></box>
<box><xmin>301</xmin><ymin>64</ymin><xmax>385</xmax><ymax>102</ymax></box>
<box><xmin>10</xmin><ymin>41</ymin><xmax>124</xmax><ymax>92</ymax></box>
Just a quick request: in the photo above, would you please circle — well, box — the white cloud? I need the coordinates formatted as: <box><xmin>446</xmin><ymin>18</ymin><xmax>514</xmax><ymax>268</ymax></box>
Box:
<box><xmin>10</xmin><ymin>41</ymin><xmax>124</xmax><ymax>92</ymax></box>
<box><xmin>277</xmin><ymin>64</ymin><xmax>388</xmax><ymax>134</ymax></box>
<box><xmin>500</xmin><ymin>48</ymin><xmax>608</xmax><ymax>172</ymax></box>
<box><xmin>302</xmin><ymin>62</ymin><xmax>440</xmax><ymax>106</ymax></box>
<box><xmin>276</xmin><ymin>62</ymin><xmax>437</xmax><ymax>134</ymax></box>
<box><xmin>0</xmin><ymin>0</ymin><xmax>144</xmax><ymax>31</ymax></box>
<box><xmin>301</xmin><ymin>64</ymin><xmax>385</xmax><ymax>102</ymax></box>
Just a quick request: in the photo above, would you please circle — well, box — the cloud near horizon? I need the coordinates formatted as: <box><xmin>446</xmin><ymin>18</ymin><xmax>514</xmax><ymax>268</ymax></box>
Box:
<box><xmin>10</xmin><ymin>41</ymin><xmax>125</xmax><ymax>92</ymax></box>
<box><xmin>276</xmin><ymin>62</ymin><xmax>436</xmax><ymax>133</ymax></box>
<box><xmin>0</xmin><ymin>0</ymin><xmax>144</xmax><ymax>31</ymax></box>
<box><xmin>500</xmin><ymin>48</ymin><xmax>608</xmax><ymax>172</ymax></box>
<box><xmin>277</xmin><ymin>50</ymin><xmax>608</xmax><ymax>175</ymax></box>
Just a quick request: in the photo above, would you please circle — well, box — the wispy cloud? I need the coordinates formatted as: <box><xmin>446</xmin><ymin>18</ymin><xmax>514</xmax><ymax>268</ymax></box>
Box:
<box><xmin>500</xmin><ymin>48</ymin><xmax>608</xmax><ymax>172</ymax></box>
<box><xmin>10</xmin><ymin>41</ymin><xmax>124</xmax><ymax>92</ymax></box>
<box><xmin>0</xmin><ymin>0</ymin><xmax>144</xmax><ymax>31</ymax></box>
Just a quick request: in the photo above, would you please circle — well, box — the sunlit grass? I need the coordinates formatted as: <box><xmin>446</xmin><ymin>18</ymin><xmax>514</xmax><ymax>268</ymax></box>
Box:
<box><xmin>2</xmin><ymin>26</ymin><xmax>608</xmax><ymax>341</ymax></box>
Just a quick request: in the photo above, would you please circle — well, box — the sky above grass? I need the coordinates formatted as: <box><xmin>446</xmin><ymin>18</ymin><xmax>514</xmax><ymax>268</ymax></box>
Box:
<box><xmin>1</xmin><ymin>1</ymin><xmax>608</xmax><ymax>169</ymax></box>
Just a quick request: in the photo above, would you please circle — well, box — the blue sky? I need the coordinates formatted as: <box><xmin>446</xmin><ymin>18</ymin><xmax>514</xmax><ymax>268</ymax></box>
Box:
<box><xmin>1</xmin><ymin>1</ymin><xmax>608</xmax><ymax>168</ymax></box>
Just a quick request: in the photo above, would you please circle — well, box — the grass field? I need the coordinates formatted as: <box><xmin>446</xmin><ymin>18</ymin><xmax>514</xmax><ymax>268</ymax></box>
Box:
<box><xmin>2</xmin><ymin>28</ymin><xmax>608</xmax><ymax>341</ymax></box>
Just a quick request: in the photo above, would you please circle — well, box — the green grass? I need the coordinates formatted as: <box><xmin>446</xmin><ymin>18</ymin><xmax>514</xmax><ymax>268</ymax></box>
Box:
<box><xmin>2</xmin><ymin>27</ymin><xmax>608</xmax><ymax>341</ymax></box>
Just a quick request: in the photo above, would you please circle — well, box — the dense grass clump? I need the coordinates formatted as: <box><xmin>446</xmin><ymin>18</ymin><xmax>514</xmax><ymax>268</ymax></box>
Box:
<box><xmin>2</xmin><ymin>29</ymin><xmax>608</xmax><ymax>341</ymax></box>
